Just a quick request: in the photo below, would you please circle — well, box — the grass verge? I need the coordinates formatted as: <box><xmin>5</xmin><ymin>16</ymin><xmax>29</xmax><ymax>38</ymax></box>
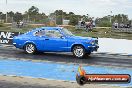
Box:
<box><xmin>0</xmin><ymin>25</ymin><xmax>132</xmax><ymax>40</ymax></box>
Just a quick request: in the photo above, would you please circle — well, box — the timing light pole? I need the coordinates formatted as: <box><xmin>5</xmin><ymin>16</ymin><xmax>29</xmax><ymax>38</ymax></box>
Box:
<box><xmin>110</xmin><ymin>11</ymin><xmax>112</xmax><ymax>23</ymax></box>
<box><xmin>62</xmin><ymin>10</ymin><xmax>63</xmax><ymax>25</ymax></box>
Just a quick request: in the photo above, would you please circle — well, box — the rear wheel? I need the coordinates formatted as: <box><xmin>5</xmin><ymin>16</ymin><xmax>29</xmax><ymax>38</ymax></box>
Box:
<box><xmin>73</xmin><ymin>45</ymin><xmax>85</xmax><ymax>58</ymax></box>
<box><xmin>24</xmin><ymin>43</ymin><xmax>36</xmax><ymax>54</ymax></box>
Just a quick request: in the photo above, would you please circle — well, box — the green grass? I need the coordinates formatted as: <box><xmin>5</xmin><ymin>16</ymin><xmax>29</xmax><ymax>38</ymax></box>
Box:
<box><xmin>0</xmin><ymin>26</ymin><xmax>34</xmax><ymax>33</ymax></box>
<box><xmin>67</xmin><ymin>26</ymin><xmax>132</xmax><ymax>40</ymax></box>
<box><xmin>0</xmin><ymin>26</ymin><xmax>132</xmax><ymax>40</ymax></box>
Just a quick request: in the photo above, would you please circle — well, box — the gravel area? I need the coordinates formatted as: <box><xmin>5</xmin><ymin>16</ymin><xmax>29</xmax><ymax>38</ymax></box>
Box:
<box><xmin>0</xmin><ymin>76</ymin><xmax>123</xmax><ymax>88</ymax></box>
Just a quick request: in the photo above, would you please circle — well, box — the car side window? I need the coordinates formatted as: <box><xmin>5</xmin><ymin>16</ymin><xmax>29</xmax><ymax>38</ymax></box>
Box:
<box><xmin>34</xmin><ymin>30</ymin><xmax>45</xmax><ymax>36</ymax></box>
<box><xmin>45</xmin><ymin>30</ymin><xmax>62</xmax><ymax>38</ymax></box>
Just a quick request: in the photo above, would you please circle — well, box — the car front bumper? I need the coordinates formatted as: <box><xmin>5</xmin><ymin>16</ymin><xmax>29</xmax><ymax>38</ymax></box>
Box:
<box><xmin>87</xmin><ymin>45</ymin><xmax>99</xmax><ymax>52</ymax></box>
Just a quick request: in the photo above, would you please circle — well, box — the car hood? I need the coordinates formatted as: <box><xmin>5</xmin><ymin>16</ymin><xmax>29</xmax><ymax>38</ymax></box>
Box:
<box><xmin>68</xmin><ymin>36</ymin><xmax>97</xmax><ymax>42</ymax></box>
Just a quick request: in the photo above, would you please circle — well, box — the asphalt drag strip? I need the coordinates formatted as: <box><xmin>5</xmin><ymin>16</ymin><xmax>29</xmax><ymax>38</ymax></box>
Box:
<box><xmin>0</xmin><ymin>46</ymin><xmax>132</xmax><ymax>69</ymax></box>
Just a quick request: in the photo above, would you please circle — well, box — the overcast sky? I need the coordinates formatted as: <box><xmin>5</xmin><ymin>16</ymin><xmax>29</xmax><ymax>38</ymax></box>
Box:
<box><xmin>0</xmin><ymin>0</ymin><xmax>132</xmax><ymax>19</ymax></box>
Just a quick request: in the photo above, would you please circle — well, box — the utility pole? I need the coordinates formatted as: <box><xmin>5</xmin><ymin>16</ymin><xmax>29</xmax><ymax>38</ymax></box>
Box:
<box><xmin>87</xmin><ymin>14</ymin><xmax>89</xmax><ymax>21</ymax></box>
<box><xmin>6</xmin><ymin>0</ymin><xmax>8</xmax><ymax>23</ymax></box>
<box><xmin>53</xmin><ymin>10</ymin><xmax>57</xmax><ymax>25</ymax></box>
<box><xmin>28</xmin><ymin>14</ymin><xmax>30</xmax><ymax>22</ymax></box>
<box><xmin>110</xmin><ymin>11</ymin><xmax>112</xmax><ymax>23</ymax></box>
<box><xmin>55</xmin><ymin>12</ymin><xmax>57</xmax><ymax>25</ymax></box>
<box><xmin>62</xmin><ymin>10</ymin><xmax>63</xmax><ymax>25</ymax></box>
<box><xmin>121</xmin><ymin>15</ymin><xmax>123</xmax><ymax>22</ymax></box>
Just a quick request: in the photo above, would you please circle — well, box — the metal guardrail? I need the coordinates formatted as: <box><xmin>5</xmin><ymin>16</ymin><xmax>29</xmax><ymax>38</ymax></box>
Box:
<box><xmin>112</xmin><ymin>28</ymin><xmax>132</xmax><ymax>33</ymax></box>
<box><xmin>75</xmin><ymin>25</ymin><xmax>86</xmax><ymax>29</ymax></box>
<box><xmin>75</xmin><ymin>25</ymin><xmax>111</xmax><ymax>30</ymax></box>
<box><xmin>94</xmin><ymin>27</ymin><xmax>111</xmax><ymax>29</ymax></box>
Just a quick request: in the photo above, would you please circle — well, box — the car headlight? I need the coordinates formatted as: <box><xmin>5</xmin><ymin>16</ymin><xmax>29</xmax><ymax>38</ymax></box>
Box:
<box><xmin>90</xmin><ymin>40</ymin><xmax>95</xmax><ymax>45</ymax></box>
<box><xmin>85</xmin><ymin>40</ymin><xmax>95</xmax><ymax>45</ymax></box>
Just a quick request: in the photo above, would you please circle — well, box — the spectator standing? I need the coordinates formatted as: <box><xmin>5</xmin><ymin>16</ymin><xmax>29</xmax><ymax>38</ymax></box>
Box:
<box><xmin>17</xmin><ymin>21</ymin><xmax>20</xmax><ymax>28</ymax></box>
<box><xmin>19</xmin><ymin>21</ymin><xmax>24</xmax><ymax>28</ymax></box>
<box><xmin>120</xmin><ymin>22</ymin><xmax>124</xmax><ymax>28</ymax></box>
<box><xmin>85</xmin><ymin>22</ymin><xmax>92</xmax><ymax>32</ymax></box>
<box><xmin>114</xmin><ymin>22</ymin><xmax>118</xmax><ymax>28</ymax></box>
<box><xmin>81</xmin><ymin>21</ymin><xmax>85</xmax><ymax>26</ymax></box>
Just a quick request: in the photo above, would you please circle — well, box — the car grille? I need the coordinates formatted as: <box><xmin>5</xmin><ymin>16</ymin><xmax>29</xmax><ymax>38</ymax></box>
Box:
<box><xmin>95</xmin><ymin>40</ymin><xmax>98</xmax><ymax>44</ymax></box>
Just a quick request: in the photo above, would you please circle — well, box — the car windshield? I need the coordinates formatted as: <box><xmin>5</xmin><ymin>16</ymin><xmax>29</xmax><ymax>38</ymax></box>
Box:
<box><xmin>61</xmin><ymin>28</ymin><xmax>74</xmax><ymax>36</ymax></box>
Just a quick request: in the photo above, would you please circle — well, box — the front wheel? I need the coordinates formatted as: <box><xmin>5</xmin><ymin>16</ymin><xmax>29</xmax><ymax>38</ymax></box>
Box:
<box><xmin>73</xmin><ymin>45</ymin><xmax>85</xmax><ymax>58</ymax></box>
<box><xmin>24</xmin><ymin>43</ymin><xmax>36</xmax><ymax>54</ymax></box>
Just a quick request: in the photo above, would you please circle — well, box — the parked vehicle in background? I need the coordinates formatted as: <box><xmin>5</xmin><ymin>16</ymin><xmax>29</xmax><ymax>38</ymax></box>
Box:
<box><xmin>13</xmin><ymin>27</ymin><xmax>99</xmax><ymax>58</ymax></box>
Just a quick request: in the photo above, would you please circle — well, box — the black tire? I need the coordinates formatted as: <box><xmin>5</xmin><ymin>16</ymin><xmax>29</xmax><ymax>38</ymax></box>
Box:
<box><xmin>36</xmin><ymin>51</ymin><xmax>44</xmax><ymax>54</ymax></box>
<box><xmin>72</xmin><ymin>45</ymin><xmax>85</xmax><ymax>58</ymax></box>
<box><xmin>24</xmin><ymin>43</ymin><xmax>37</xmax><ymax>54</ymax></box>
<box><xmin>86</xmin><ymin>52</ymin><xmax>91</xmax><ymax>56</ymax></box>
<box><xmin>83</xmin><ymin>52</ymin><xmax>91</xmax><ymax>58</ymax></box>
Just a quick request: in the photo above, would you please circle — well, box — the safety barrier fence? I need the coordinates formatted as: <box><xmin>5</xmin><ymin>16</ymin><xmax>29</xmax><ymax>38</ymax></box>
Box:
<box><xmin>112</xmin><ymin>28</ymin><xmax>132</xmax><ymax>33</ymax></box>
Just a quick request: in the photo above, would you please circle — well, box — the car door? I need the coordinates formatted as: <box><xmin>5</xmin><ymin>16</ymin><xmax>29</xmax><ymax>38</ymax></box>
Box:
<box><xmin>33</xmin><ymin>29</ymin><xmax>46</xmax><ymax>51</ymax></box>
<box><xmin>43</xmin><ymin>29</ymin><xmax>68</xmax><ymax>52</ymax></box>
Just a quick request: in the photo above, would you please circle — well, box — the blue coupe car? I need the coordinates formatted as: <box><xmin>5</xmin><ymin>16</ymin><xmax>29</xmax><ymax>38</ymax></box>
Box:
<box><xmin>13</xmin><ymin>27</ymin><xmax>99</xmax><ymax>58</ymax></box>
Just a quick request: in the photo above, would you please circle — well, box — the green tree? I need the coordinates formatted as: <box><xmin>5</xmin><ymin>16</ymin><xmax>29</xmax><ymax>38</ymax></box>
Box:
<box><xmin>95</xmin><ymin>16</ymin><xmax>111</xmax><ymax>27</ymax></box>
<box><xmin>23</xmin><ymin>11</ymin><xmax>29</xmax><ymax>21</ymax></box>
<box><xmin>95</xmin><ymin>14</ymin><xmax>129</xmax><ymax>27</ymax></box>
<box><xmin>35</xmin><ymin>13</ymin><xmax>47</xmax><ymax>23</ymax></box>
<box><xmin>69</xmin><ymin>12</ymin><xmax>74</xmax><ymax>15</ymax></box>
<box><xmin>54</xmin><ymin>10</ymin><xmax>63</xmax><ymax>25</ymax></box>
<box><xmin>69</xmin><ymin>15</ymin><xmax>78</xmax><ymax>25</ymax></box>
<box><xmin>0</xmin><ymin>12</ymin><xmax>3</xmax><ymax>20</ymax></box>
<box><xmin>81</xmin><ymin>14</ymin><xmax>90</xmax><ymax>22</ymax></box>
<box><xmin>51</xmin><ymin>10</ymin><xmax>82</xmax><ymax>25</ymax></box>
<box><xmin>7</xmin><ymin>11</ymin><xmax>14</xmax><ymax>22</ymax></box>
<box><xmin>0</xmin><ymin>12</ymin><xmax>3</xmax><ymax>23</ymax></box>
<box><xmin>113</xmin><ymin>14</ymin><xmax>128</xmax><ymax>23</ymax></box>
<box><xmin>1</xmin><ymin>14</ymin><xmax>6</xmax><ymax>22</ymax></box>
<box><xmin>8</xmin><ymin>11</ymin><xmax>14</xmax><ymax>17</ymax></box>
<box><xmin>28</xmin><ymin>6</ymin><xmax>39</xmax><ymax>22</ymax></box>
<box><xmin>13</xmin><ymin>12</ymin><xmax>23</xmax><ymax>22</ymax></box>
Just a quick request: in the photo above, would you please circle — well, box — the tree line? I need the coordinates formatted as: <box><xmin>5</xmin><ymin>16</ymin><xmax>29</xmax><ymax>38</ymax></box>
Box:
<box><xmin>95</xmin><ymin>14</ymin><xmax>130</xmax><ymax>27</ymax></box>
<box><xmin>0</xmin><ymin>6</ymin><xmax>131</xmax><ymax>27</ymax></box>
